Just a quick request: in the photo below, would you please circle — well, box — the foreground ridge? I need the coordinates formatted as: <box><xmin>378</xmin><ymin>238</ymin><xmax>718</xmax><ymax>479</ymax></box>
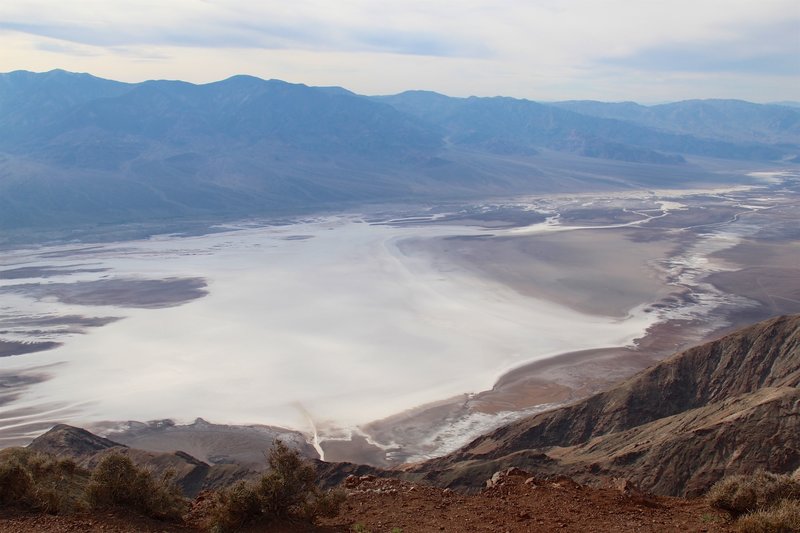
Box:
<box><xmin>410</xmin><ymin>314</ymin><xmax>800</xmax><ymax>496</ymax></box>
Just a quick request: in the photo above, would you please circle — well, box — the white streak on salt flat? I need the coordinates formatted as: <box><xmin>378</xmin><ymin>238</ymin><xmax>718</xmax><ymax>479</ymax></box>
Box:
<box><xmin>0</xmin><ymin>217</ymin><xmax>656</xmax><ymax>437</ymax></box>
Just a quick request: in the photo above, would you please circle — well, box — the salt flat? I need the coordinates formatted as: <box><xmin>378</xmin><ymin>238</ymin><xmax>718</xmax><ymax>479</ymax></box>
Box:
<box><xmin>1</xmin><ymin>180</ymin><xmax>798</xmax><ymax>461</ymax></box>
<box><xmin>0</xmin><ymin>216</ymin><xmax>653</xmax><ymax>433</ymax></box>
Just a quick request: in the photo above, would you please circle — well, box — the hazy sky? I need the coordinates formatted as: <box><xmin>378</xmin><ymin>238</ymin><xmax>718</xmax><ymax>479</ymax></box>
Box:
<box><xmin>1</xmin><ymin>0</ymin><xmax>798</xmax><ymax>102</ymax></box>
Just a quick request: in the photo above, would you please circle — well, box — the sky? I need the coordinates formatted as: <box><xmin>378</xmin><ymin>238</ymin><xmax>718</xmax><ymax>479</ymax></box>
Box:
<box><xmin>0</xmin><ymin>0</ymin><xmax>798</xmax><ymax>102</ymax></box>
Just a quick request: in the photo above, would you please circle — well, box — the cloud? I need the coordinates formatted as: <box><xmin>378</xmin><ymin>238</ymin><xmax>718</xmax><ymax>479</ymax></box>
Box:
<box><xmin>597</xmin><ymin>18</ymin><xmax>800</xmax><ymax>76</ymax></box>
<box><xmin>0</xmin><ymin>0</ymin><xmax>797</xmax><ymax>101</ymax></box>
<box><xmin>601</xmin><ymin>46</ymin><xmax>799</xmax><ymax>76</ymax></box>
<box><xmin>0</xmin><ymin>3</ymin><xmax>486</xmax><ymax>58</ymax></box>
<box><xmin>34</xmin><ymin>40</ymin><xmax>100</xmax><ymax>58</ymax></box>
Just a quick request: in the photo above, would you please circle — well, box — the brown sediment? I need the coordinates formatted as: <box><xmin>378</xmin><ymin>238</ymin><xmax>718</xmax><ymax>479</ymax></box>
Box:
<box><xmin>400</xmin><ymin>226</ymin><xmax>683</xmax><ymax>318</ymax></box>
<box><xmin>0</xmin><ymin>277</ymin><xmax>208</xmax><ymax>309</ymax></box>
<box><xmin>468</xmin><ymin>318</ymin><xmax>709</xmax><ymax>416</ymax></box>
<box><xmin>0</xmin><ymin>340</ymin><xmax>62</xmax><ymax>358</ymax></box>
<box><xmin>341</xmin><ymin>316</ymin><xmax>723</xmax><ymax>467</ymax></box>
<box><xmin>320</xmin><ymin>434</ymin><xmax>393</xmax><ymax>467</ymax></box>
<box><xmin>0</xmin><ymin>368</ymin><xmax>53</xmax><ymax>408</ymax></box>
<box><xmin>0</xmin><ymin>365</ymin><xmax>76</xmax><ymax>447</ymax></box>
<box><xmin>0</xmin><ymin>314</ymin><xmax>121</xmax><ymax>331</ymax></box>
<box><xmin>705</xmin><ymin>267</ymin><xmax>800</xmax><ymax>316</ymax></box>
<box><xmin>0</xmin><ymin>265</ymin><xmax>109</xmax><ymax>280</ymax></box>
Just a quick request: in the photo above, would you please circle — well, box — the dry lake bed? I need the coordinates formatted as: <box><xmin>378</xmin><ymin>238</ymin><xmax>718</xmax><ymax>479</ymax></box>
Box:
<box><xmin>1</xmin><ymin>172</ymin><xmax>799</xmax><ymax>465</ymax></box>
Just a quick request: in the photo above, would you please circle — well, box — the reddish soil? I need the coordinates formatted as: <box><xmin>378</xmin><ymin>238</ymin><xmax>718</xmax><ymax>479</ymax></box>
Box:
<box><xmin>0</xmin><ymin>470</ymin><xmax>734</xmax><ymax>532</ymax></box>
<box><xmin>320</xmin><ymin>471</ymin><xmax>733</xmax><ymax>532</ymax></box>
<box><xmin>0</xmin><ymin>509</ymin><xmax>192</xmax><ymax>533</ymax></box>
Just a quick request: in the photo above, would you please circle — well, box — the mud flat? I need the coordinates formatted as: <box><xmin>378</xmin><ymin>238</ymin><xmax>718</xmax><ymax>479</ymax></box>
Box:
<box><xmin>328</xmin><ymin>180</ymin><xmax>800</xmax><ymax>465</ymax></box>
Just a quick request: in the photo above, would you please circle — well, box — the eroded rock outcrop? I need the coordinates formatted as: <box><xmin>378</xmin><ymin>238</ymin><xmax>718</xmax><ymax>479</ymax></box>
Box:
<box><xmin>414</xmin><ymin>314</ymin><xmax>800</xmax><ymax>496</ymax></box>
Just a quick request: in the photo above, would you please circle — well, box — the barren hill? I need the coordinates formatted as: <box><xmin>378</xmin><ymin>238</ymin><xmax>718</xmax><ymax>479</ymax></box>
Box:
<box><xmin>411</xmin><ymin>314</ymin><xmax>800</xmax><ymax>496</ymax></box>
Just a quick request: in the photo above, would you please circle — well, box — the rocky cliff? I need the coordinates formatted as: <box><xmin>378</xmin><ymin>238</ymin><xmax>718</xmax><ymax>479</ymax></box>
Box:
<box><xmin>412</xmin><ymin>314</ymin><xmax>800</xmax><ymax>496</ymax></box>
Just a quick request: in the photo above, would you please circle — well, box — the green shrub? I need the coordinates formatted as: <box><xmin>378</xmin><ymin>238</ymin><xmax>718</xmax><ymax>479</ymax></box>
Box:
<box><xmin>207</xmin><ymin>479</ymin><xmax>262</xmax><ymax>531</ymax></box>
<box><xmin>708</xmin><ymin>471</ymin><xmax>800</xmax><ymax>517</ymax></box>
<box><xmin>208</xmin><ymin>440</ymin><xmax>344</xmax><ymax>531</ymax></box>
<box><xmin>86</xmin><ymin>452</ymin><xmax>186</xmax><ymax>520</ymax></box>
<box><xmin>736</xmin><ymin>499</ymin><xmax>800</xmax><ymax>533</ymax></box>
<box><xmin>0</xmin><ymin>448</ymin><xmax>86</xmax><ymax>513</ymax></box>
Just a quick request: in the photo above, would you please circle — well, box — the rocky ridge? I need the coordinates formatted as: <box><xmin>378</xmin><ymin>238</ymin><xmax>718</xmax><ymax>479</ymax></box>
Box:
<box><xmin>410</xmin><ymin>314</ymin><xmax>800</xmax><ymax>496</ymax></box>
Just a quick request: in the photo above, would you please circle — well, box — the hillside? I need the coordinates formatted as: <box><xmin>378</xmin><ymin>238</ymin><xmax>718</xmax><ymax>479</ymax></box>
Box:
<box><xmin>0</xmin><ymin>452</ymin><xmax>736</xmax><ymax>532</ymax></box>
<box><xmin>411</xmin><ymin>314</ymin><xmax>800</xmax><ymax>497</ymax></box>
<box><xmin>1</xmin><ymin>70</ymin><xmax>797</xmax><ymax>231</ymax></box>
<box><xmin>3</xmin><ymin>316</ymin><xmax>798</xmax><ymax>530</ymax></box>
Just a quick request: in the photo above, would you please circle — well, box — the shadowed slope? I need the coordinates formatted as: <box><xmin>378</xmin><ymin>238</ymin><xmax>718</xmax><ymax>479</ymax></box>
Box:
<box><xmin>413</xmin><ymin>315</ymin><xmax>800</xmax><ymax>496</ymax></box>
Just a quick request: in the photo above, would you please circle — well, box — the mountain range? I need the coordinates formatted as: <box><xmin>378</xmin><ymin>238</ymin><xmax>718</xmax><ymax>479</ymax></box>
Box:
<box><xmin>1</xmin><ymin>69</ymin><xmax>799</xmax><ymax>231</ymax></box>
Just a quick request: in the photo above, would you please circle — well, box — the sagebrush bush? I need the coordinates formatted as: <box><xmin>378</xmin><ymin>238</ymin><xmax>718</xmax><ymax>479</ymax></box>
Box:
<box><xmin>736</xmin><ymin>499</ymin><xmax>800</xmax><ymax>533</ymax></box>
<box><xmin>86</xmin><ymin>452</ymin><xmax>187</xmax><ymax>520</ymax></box>
<box><xmin>208</xmin><ymin>440</ymin><xmax>344</xmax><ymax>531</ymax></box>
<box><xmin>707</xmin><ymin>471</ymin><xmax>800</xmax><ymax>517</ymax></box>
<box><xmin>0</xmin><ymin>459</ymin><xmax>34</xmax><ymax>505</ymax></box>
<box><xmin>0</xmin><ymin>448</ymin><xmax>86</xmax><ymax>513</ymax></box>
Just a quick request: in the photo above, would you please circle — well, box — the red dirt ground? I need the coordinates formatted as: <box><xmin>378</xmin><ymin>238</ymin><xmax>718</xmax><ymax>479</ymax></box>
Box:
<box><xmin>0</xmin><ymin>469</ymin><xmax>734</xmax><ymax>532</ymax></box>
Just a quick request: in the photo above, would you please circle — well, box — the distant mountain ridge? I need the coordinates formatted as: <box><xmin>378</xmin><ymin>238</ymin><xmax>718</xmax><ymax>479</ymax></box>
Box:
<box><xmin>551</xmin><ymin>99</ymin><xmax>800</xmax><ymax>145</ymax></box>
<box><xmin>1</xmin><ymin>70</ymin><xmax>798</xmax><ymax>231</ymax></box>
<box><xmin>375</xmin><ymin>92</ymin><xmax>797</xmax><ymax>161</ymax></box>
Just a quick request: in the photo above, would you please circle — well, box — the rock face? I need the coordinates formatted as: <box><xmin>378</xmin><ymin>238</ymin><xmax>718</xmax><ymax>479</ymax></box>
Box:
<box><xmin>414</xmin><ymin>314</ymin><xmax>800</xmax><ymax>496</ymax></box>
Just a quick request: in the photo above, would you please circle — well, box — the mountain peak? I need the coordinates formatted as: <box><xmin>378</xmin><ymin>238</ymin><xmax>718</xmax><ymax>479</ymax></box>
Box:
<box><xmin>29</xmin><ymin>424</ymin><xmax>125</xmax><ymax>457</ymax></box>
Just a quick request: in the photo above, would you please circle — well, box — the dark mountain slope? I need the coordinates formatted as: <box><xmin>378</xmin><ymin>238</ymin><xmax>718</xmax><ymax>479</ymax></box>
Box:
<box><xmin>0</xmin><ymin>71</ymin><xmax>452</xmax><ymax>229</ymax></box>
<box><xmin>413</xmin><ymin>314</ymin><xmax>800</xmax><ymax>496</ymax></box>
<box><xmin>552</xmin><ymin>99</ymin><xmax>800</xmax><ymax>145</ymax></box>
<box><xmin>378</xmin><ymin>92</ymin><xmax>793</xmax><ymax>162</ymax></box>
<box><xmin>0</xmin><ymin>70</ymin><xmax>795</xmax><ymax>231</ymax></box>
<box><xmin>0</xmin><ymin>69</ymin><xmax>130</xmax><ymax>145</ymax></box>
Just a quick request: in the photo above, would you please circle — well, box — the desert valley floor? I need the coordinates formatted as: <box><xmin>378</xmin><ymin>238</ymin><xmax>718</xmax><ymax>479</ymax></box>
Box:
<box><xmin>1</xmin><ymin>171</ymin><xmax>799</xmax><ymax>465</ymax></box>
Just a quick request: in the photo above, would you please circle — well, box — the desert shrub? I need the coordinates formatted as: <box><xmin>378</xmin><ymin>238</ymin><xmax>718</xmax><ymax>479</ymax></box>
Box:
<box><xmin>86</xmin><ymin>452</ymin><xmax>186</xmax><ymax>520</ymax></box>
<box><xmin>0</xmin><ymin>448</ymin><xmax>86</xmax><ymax>513</ymax></box>
<box><xmin>208</xmin><ymin>480</ymin><xmax>262</xmax><ymax>531</ymax></box>
<box><xmin>208</xmin><ymin>440</ymin><xmax>344</xmax><ymax>531</ymax></box>
<box><xmin>0</xmin><ymin>459</ymin><xmax>34</xmax><ymax>505</ymax></box>
<box><xmin>736</xmin><ymin>499</ymin><xmax>800</xmax><ymax>533</ymax></box>
<box><xmin>708</xmin><ymin>471</ymin><xmax>800</xmax><ymax>517</ymax></box>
